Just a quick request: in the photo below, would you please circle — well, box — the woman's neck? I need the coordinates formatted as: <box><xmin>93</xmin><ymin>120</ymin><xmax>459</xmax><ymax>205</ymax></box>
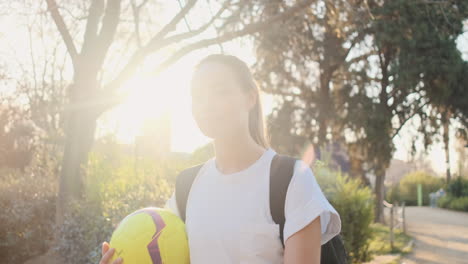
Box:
<box><xmin>213</xmin><ymin>133</ymin><xmax>266</xmax><ymax>175</ymax></box>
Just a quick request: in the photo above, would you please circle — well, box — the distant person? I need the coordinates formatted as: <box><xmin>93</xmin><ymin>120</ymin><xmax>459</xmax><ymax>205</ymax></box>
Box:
<box><xmin>99</xmin><ymin>54</ymin><xmax>342</xmax><ymax>264</ymax></box>
<box><xmin>430</xmin><ymin>192</ymin><xmax>436</xmax><ymax>207</ymax></box>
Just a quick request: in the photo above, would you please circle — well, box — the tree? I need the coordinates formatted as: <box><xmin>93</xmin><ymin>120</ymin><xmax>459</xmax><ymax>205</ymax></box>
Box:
<box><xmin>246</xmin><ymin>0</ymin><xmax>387</xmax><ymax>217</ymax></box>
<box><xmin>369</xmin><ymin>0</ymin><xmax>468</xmax><ymax>185</ymax></box>
<box><xmin>455</xmin><ymin>136</ymin><xmax>468</xmax><ymax>177</ymax></box>
<box><xmin>252</xmin><ymin>0</ymin><xmax>371</xmax><ymax>148</ymax></box>
<box><xmin>340</xmin><ymin>0</ymin><xmax>467</xmax><ymax>221</ymax></box>
<box><xmin>249</xmin><ymin>0</ymin><xmax>468</xmax><ymax>222</ymax></box>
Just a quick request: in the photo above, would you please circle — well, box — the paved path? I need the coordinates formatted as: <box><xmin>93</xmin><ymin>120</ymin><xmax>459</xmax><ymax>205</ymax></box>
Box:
<box><xmin>400</xmin><ymin>206</ymin><xmax>468</xmax><ymax>264</ymax></box>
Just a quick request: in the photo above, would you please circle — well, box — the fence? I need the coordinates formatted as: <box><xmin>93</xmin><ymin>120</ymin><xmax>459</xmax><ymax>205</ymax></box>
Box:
<box><xmin>382</xmin><ymin>200</ymin><xmax>406</xmax><ymax>251</ymax></box>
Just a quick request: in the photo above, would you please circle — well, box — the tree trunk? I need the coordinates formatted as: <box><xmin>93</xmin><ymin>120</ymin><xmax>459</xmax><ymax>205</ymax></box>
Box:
<box><xmin>54</xmin><ymin>59</ymin><xmax>100</xmax><ymax>222</ymax></box>
<box><xmin>443</xmin><ymin>110</ymin><xmax>451</xmax><ymax>183</ymax></box>
<box><xmin>56</xmin><ymin>110</ymin><xmax>97</xmax><ymax>225</ymax></box>
<box><xmin>25</xmin><ymin>111</ymin><xmax>97</xmax><ymax>264</ymax></box>
<box><xmin>374</xmin><ymin>168</ymin><xmax>385</xmax><ymax>223</ymax></box>
<box><xmin>25</xmin><ymin>82</ymin><xmax>99</xmax><ymax>264</ymax></box>
<box><xmin>351</xmin><ymin>157</ymin><xmax>371</xmax><ymax>186</ymax></box>
<box><xmin>317</xmin><ymin>71</ymin><xmax>332</xmax><ymax>146</ymax></box>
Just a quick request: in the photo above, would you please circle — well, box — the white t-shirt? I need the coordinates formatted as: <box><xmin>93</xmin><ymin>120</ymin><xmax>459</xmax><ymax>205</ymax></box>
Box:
<box><xmin>164</xmin><ymin>148</ymin><xmax>341</xmax><ymax>264</ymax></box>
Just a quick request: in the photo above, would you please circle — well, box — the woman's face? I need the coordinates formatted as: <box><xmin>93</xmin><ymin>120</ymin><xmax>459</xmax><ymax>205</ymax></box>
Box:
<box><xmin>191</xmin><ymin>62</ymin><xmax>254</xmax><ymax>140</ymax></box>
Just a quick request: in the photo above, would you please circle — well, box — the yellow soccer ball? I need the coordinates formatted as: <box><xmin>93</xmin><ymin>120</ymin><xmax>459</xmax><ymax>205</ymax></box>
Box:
<box><xmin>109</xmin><ymin>207</ymin><xmax>190</xmax><ymax>264</ymax></box>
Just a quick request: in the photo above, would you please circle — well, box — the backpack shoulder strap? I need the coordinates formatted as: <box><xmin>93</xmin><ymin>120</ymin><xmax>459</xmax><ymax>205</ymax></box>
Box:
<box><xmin>269</xmin><ymin>154</ymin><xmax>297</xmax><ymax>248</ymax></box>
<box><xmin>175</xmin><ymin>163</ymin><xmax>204</xmax><ymax>222</ymax></box>
<box><xmin>270</xmin><ymin>155</ymin><xmax>349</xmax><ymax>263</ymax></box>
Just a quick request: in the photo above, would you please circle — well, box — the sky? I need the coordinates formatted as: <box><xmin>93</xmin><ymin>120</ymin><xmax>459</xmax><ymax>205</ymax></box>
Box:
<box><xmin>1</xmin><ymin>2</ymin><xmax>467</xmax><ymax>176</ymax></box>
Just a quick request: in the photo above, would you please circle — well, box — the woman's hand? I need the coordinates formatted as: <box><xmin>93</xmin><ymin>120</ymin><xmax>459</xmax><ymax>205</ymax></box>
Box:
<box><xmin>99</xmin><ymin>242</ymin><xmax>123</xmax><ymax>264</ymax></box>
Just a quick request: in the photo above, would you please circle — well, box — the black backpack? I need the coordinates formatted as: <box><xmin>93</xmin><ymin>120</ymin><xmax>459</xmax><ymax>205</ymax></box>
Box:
<box><xmin>175</xmin><ymin>154</ymin><xmax>348</xmax><ymax>264</ymax></box>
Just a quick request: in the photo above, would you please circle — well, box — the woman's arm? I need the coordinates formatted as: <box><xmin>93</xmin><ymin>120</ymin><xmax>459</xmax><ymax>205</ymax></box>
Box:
<box><xmin>284</xmin><ymin>216</ymin><xmax>321</xmax><ymax>264</ymax></box>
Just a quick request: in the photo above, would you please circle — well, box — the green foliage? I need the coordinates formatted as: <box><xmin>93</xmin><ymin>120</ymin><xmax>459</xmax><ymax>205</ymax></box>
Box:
<box><xmin>449</xmin><ymin>196</ymin><xmax>468</xmax><ymax>212</ymax></box>
<box><xmin>398</xmin><ymin>171</ymin><xmax>444</xmax><ymax>206</ymax></box>
<box><xmin>436</xmin><ymin>194</ymin><xmax>452</xmax><ymax>209</ymax></box>
<box><xmin>52</xmin><ymin>151</ymin><xmax>189</xmax><ymax>263</ymax></box>
<box><xmin>314</xmin><ymin>161</ymin><xmax>375</xmax><ymax>264</ymax></box>
<box><xmin>372</xmin><ymin>0</ymin><xmax>468</xmax><ymax>141</ymax></box>
<box><xmin>438</xmin><ymin>195</ymin><xmax>468</xmax><ymax>212</ymax></box>
<box><xmin>385</xmin><ymin>184</ymin><xmax>401</xmax><ymax>204</ymax></box>
<box><xmin>447</xmin><ymin>176</ymin><xmax>468</xmax><ymax>198</ymax></box>
<box><xmin>0</xmin><ymin>139</ymin><xmax>196</xmax><ymax>264</ymax></box>
<box><xmin>55</xmin><ymin>201</ymin><xmax>113</xmax><ymax>264</ymax></box>
<box><xmin>0</xmin><ymin>155</ymin><xmax>58</xmax><ymax>264</ymax></box>
<box><xmin>437</xmin><ymin>177</ymin><xmax>468</xmax><ymax>212</ymax></box>
<box><xmin>190</xmin><ymin>143</ymin><xmax>215</xmax><ymax>164</ymax></box>
<box><xmin>85</xmin><ymin>152</ymin><xmax>176</xmax><ymax>215</ymax></box>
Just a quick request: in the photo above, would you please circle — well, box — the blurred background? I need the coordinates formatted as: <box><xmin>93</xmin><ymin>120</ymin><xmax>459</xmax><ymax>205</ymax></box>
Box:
<box><xmin>0</xmin><ymin>1</ymin><xmax>467</xmax><ymax>263</ymax></box>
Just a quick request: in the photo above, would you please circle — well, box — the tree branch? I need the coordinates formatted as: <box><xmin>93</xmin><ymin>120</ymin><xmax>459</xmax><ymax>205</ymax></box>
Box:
<box><xmin>81</xmin><ymin>0</ymin><xmax>104</xmax><ymax>56</ymax></box>
<box><xmin>130</xmin><ymin>0</ymin><xmax>150</xmax><ymax>48</ymax></box>
<box><xmin>150</xmin><ymin>0</ymin><xmax>198</xmax><ymax>44</ymax></box>
<box><xmin>177</xmin><ymin>0</ymin><xmax>193</xmax><ymax>31</ymax></box>
<box><xmin>346</xmin><ymin>52</ymin><xmax>376</xmax><ymax>65</ymax></box>
<box><xmin>100</xmin><ymin>1</ymin><xmax>222</xmax><ymax>94</ymax></box>
<box><xmin>162</xmin><ymin>1</ymin><xmax>229</xmax><ymax>45</ymax></box>
<box><xmin>391</xmin><ymin>101</ymin><xmax>429</xmax><ymax>139</ymax></box>
<box><xmin>106</xmin><ymin>0</ymin><xmax>311</xmax><ymax>91</ymax></box>
<box><xmin>131</xmin><ymin>0</ymin><xmax>141</xmax><ymax>47</ymax></box>
<box><xmin>154</xmin><ymin>0</ymin><xmax>314</xmax><ymax>73</ymax></box>
<box><xmin>96</xmin><ymin>0</ymin><xmax>313</xmax><ymax>115</ymax></box>
<box><xmin>95</xmin><ymin>0</ymin><xmax>121</xmax><ymax>67</ymax></box>
<box><xmin>45</xmin><ymin>0</ymin><xmax>78</xmax><ymax>66</ymax></box>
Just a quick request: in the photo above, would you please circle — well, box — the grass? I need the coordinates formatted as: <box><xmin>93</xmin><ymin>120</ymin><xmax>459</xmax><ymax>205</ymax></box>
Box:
<box><xmin>368</xmin><ymin>223</ymin><xmax>413</xmax><ymax>256</ymax></box>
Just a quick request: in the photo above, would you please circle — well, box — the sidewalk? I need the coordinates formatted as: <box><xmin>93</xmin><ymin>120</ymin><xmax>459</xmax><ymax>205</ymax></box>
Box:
<box><xmin>399</xmin><ymin>206</ymin><xmax>468</xmax><ymax>264</ymax></box>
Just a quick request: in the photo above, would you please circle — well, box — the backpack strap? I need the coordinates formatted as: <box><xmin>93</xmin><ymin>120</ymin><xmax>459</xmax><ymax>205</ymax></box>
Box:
<box><xmin>270</xmin><ymin>154</ymin><xmax>349</xmax><ymax>263</ymax></box>
<box><xmin>175</xmin><ymin>163</ymin><xmax>204</xmax><ymax>222</ymax></box>
<box><xmin>269</xmin><ymin>154</ymin><xmax>297</xmax><ymax>248</ymax></box>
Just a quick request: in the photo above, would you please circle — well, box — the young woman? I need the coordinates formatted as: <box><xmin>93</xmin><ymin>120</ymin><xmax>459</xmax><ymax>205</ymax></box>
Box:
<box><xmin>99</xmin><ymin>54</ymin><xmax>341</xmax><ymax>264</ymax></box>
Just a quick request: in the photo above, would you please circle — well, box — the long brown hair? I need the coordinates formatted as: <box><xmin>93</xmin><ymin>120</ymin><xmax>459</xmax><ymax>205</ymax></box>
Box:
<box><xmin>194</xmin><ymin>54</ymin><xmax>270</xmax><ymax>148</ymax></box>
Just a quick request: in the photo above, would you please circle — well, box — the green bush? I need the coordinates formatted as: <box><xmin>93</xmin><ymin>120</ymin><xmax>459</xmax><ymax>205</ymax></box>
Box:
<box><xmin>398</xmin><ymin>171</ymin><xmax>444</xmax><ymax>205</ymax></box>
<box><xmin>314</xmin><ymin>161</ymin><xmax>375</xmax><ymax>264</ymax></box>
<box><xmin>447</xmin><ymin>176</ymin><xmax>468</xmax><ymax>198</ymax></box>
<box><xmin>385</xmin><ymin>184</ymin><xmax>401</xmax><ymax>203</ymax></box>
<box><xmin>0</xmin><ymin>155</ymin><xmax>58</xmax><ymax>264</ymax></box>
<box><xmin>1</xmin><ymin>142</ymin><xmax>193</xmax><ymax>264</ymax></box>
<box><xmin>438</xmin><ymin>195</ymin><xmax>468</xmax><ymax>212</ymax></box>
<box><xmin>52</xmin><ymin>151</ymin><xmax>188</xmax><ymax>263</ymax></box>
<box><xmin>435</xmin><ymin>177</ymin><xmax>468</xmax><ymax>212</ymax></box>
<box><xmin>449</xmin><ymin>196</ymin><xmax>468</xmax><ymax>211</ymax></box>
<box><xmin>437</xmin><ymin>194</ymin><xmax>452</xmax><ymax>208</ymax></box>
<box><xmin>54</xmin><ymin>201</ymin><xmax>113</xmax><ymax>264</ymax></box>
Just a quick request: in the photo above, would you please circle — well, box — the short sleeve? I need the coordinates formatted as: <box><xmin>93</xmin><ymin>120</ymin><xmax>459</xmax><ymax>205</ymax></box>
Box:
<box><xmin>164</xmin><ymin>191</ymin><xmax>181</xmax><ymax>218</ymax></box>
<box><xmin>283</xmin><ymin>160</ymin><xmax>342</xmax><ymax>245</ymax></box>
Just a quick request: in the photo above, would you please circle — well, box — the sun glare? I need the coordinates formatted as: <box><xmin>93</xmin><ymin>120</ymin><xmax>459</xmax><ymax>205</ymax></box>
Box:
<box><xmin>97</xmin><ymin>64</ymin><xmax>211</xmax><ymax>153</ymax></box>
